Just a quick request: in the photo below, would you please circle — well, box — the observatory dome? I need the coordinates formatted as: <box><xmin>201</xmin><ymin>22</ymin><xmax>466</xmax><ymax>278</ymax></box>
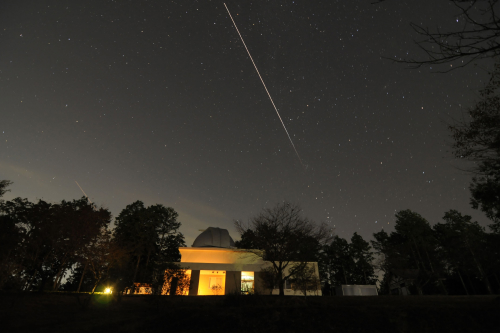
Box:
<box><xmin>192</xmin><ymin>227</ymin><xmax>235</xmax><ymax>248</ymax></box>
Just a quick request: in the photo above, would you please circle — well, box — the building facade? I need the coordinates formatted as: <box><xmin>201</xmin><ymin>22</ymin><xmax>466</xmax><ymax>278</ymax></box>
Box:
<box><xmin>176</xmin><ymin>227</ymin><xmax>322</xmax><ymax>296</ymax></box>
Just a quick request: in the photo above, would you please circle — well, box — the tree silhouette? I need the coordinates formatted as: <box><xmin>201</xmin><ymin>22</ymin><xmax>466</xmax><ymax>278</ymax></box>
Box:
<box><xmin>0</xmin><ymin>180</ymin><xmax>12</xmax><ymax>198</ymax></box>
<box><xmin>114</xmin><ymin>201</ymin><xmax>185</xmax><ymax>285</ymax></box>
<box><xmin>434</xmin><ymin>210</ymin><xmax>494</xmax><ymax>294</ymax></box>
<box><xmin>379</xmin><ymin>0</ymin><xmax>500</xmax><ymax>70</ymax></box>
<box><xmin>234</xmin><ymin>202</ymin><xmax>332</xmax><ymax>296</ymax></box>
<box><xmin>350</xmin><ymin>233</ymin><xmax>377</xmax><ymax>285</ymax></box>
<box><xmin>0</xmin><ymin>196</ymin><xmax>111</xmax><ymax>291</ymax></box>
<box><xmin>449</xmin><ymin>64</ymin><xmax>500</xmax><ymax>231</ymax></box>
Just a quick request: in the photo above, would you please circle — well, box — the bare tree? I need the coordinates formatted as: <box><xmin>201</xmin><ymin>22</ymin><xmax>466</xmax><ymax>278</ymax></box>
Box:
<box><xmin>235</xmin><ymin>202</ymin><xmax>333</xmax><ymax>296</ymax></box>
<box><xmin>380</xmin><ymin>0</ymin><xmax>500</xmax><ymax>70</ymax></box>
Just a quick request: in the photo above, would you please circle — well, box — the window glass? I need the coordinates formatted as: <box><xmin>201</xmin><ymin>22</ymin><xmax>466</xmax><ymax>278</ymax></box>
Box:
<box><xmin>241</xmin><ymin>271</ymin><xmax>254</xmax><ymax>294</ymax></box>
<box><xmin>198</xmin><ymin>270</ymin><xmax>226</xmax><ymax>295</ymax></box>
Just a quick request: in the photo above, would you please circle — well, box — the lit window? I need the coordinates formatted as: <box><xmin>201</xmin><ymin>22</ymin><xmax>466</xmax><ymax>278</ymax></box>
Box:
<box><xmin>199</xmin><ymin>270</ymin><xmax>226</xmax><ymax>295</ymax></box>
<box><xmin>241</xmin><ymin>271</ymin><xmax>254</xmax><ymax>294</ymax></box>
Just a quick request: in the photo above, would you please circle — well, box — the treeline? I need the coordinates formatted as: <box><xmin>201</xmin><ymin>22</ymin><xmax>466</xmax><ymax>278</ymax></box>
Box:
<box><xmin>319</xmin><ymin>209</ymin><xmax>500</xmax><ymax>295</ymax></box>
<box><xmin>2</xmin><ymin>177</ymin><xmax>500</xmax><ymax>296</ymax></box>
<box><xmin>0</xmin><ymin>181</ymin><xmax>185</xmax><ymax>293</ymax></box>
<box><xmin>320</xmin><ymin>232</ymin><xmax>378</xmax><ymax>293</ymax></box>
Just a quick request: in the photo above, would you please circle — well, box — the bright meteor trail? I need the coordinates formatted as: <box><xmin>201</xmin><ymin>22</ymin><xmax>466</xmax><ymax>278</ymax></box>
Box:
<box><xmin>224</xmin><ymin>3</ymin><xmax>305</xmax><ymax>168</ymax></box>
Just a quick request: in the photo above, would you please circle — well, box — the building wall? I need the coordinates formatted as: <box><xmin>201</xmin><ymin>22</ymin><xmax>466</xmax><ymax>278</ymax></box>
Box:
<box><xmin>178</xmin><ymin>248</ymin><xmax>322</xmax><ymax>296</ymax></box>
<box><xmin>254</xmin><ymin>271</ymin><xmax>270</xmax><ymax>295</ymax></box>
<box><xmin>225</xmin><ymin>271</ymin><xmax>242</xmax><ymax>295</ymax></box>
<box><xmin>179</xmin><ymin>247</ymin><xmax>264</xmax><ymax>265</ymax></box>
<box><xmin>188</xmin><ymin>270</ymin><xmax>200</xmax><ymax>296</ymax></box>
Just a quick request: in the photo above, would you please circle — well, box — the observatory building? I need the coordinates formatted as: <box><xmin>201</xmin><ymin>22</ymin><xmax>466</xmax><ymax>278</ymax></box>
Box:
<box><xmin>176</xmin><ymin>227</ymin><xmax>322</xmax><ymax>296</ymax></box>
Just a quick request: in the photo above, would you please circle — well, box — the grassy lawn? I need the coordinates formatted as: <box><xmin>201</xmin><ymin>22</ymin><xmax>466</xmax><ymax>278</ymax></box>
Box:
<box><xmin>1</xmin><ymin>292</ymin><xmax>499</xmax><ymax>332</ymax></box>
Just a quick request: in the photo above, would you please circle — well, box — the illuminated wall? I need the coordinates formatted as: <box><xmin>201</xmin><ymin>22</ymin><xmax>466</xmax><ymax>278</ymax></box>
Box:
<box><xmin>179</xmin><ymin>248</ymin><xmax>263</xmax><ymax>264</ymax></box>
<box><xmin>177</xmin><ymin>247</ymin><xmax>322</xmax><ymax>296</ymax></box>
<box><xmin>198</xmin><ymin>270</ymin><xmax>226</xmax><ymax>295</ymax></box>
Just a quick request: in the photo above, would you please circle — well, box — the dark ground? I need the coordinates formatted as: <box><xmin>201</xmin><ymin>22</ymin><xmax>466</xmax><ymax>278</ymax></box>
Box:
<box><xmin>0</xmin><ymin>292</ymin><xmax>499</xmax><ymax>332</ymax></box>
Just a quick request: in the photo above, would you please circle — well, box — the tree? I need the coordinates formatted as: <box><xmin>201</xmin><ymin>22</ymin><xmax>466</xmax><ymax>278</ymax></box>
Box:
<box><xmin>0</xmin><ymin>180</ymin><xmax>22</xmax><ymax>290</ymax></box>
<box><xmin>234</xmin><ymin>229</ymin><xmax>257</xmax><ymax>249</ymax></box>
<box><xmin>484</xmin><ymin>231</ymin><xmax>500</xmax><ymax>291</ymax></box>
<box><xmin>448</xmin><ymin>64</ymin><xmax>500</xmax><ymax>231</ymax></box>
<box><xmin>394</xmin><ymin>210</ymin><xmax>448</xmax><ymax>295</ymax></box>
<box><xmin>259</xmin><ymin>266</ymin><xmax>278</xmax><ymax>295</ymax></box>
<box><xmin>319</xmin><ymin>233</ymin><xmax>377</xmax><ymax>294</ymax></box>
<box><xmin>380</xmin><ymin>0</ymin><xmax>500</xmax><ymax>235</ymax></box>
<box><xmin>320</xmin><ymin>236</ymin><xmax>354</xmax><ymax>289</ymax></box>
<box><xmin>234</xmin><ymin>202</ymin><xmax>332</xmax><ymax>296</ymax></box>
<box><xmin>149</xmin><ymin>204</ymin><xmax>185</xmax><ymax>268</ymax></box>
<box><xmin>48</xmin><ymin>198</ymin><xmax>112</xmax><ymax>291</ymax></box>
<box><xmin>0</xmin><ymin>180</ymin><xmax>12</xmax><ymax>199</ymax></box>
<box><xmin>350</xmin><ymin>232</ymin><xmax>378</xmax><ymax>285</ymax></box>
<box><xmin>114</xmin><ymin>201</ymin><xmax>154</xmax><ymax>284</ymax></box>
<box><xmin>381</xmin><ymin>0</ymin><xmax>500</xmax><ymax>70</ymax></box>
<box><xmin>289</xmin><ymin>262</ymin><xmax>321</xmax><ymax>297</ymax></box>
<box><xmin>382</xmin><ymin>0</ymin><xmax>500</xmax><ymax>234</ymax></box>
<box><xmin>145</xmin><ymin>262</ymin><xmax>191</xmax><ymax>295</ymax></box>
<box><xmin>114</xmin><ymin>201</ymin><xmax>185</xmax><ymax>286</ymax></box>
<box><xmin>434</xmin><ymin>210</ymin><xmax>494</xmax><ymax>294</ymax></box>
<box><xmin>0</xmin><ymin>213</ymin><xmax>23</xmax><ymax>290</ymax></box>
<box><xmin>0</xmin><ymin>196</ymin><xmax>111</xmax><ymax>291</ymax></box>
<box><xmin>84</xmin><ymin>228</ymin><xmax>126</xmax><ymax>293</ymax></box>
<box><xmin>371</xmin><ymin>229</ymin><xmax>399</xmax><ymax>294</ymax></box>
<box><xmin>3</xmin><ymin>198</ymin><xmax>57</xmax><ymax>291</ymax></box>
<box><xmin>372</xmin><ymin>210</ymin><xmax>448</xmax><ymax>295</ymax></box>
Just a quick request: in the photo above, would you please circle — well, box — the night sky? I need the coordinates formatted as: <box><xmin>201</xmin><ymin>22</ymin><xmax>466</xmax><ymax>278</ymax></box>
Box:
<box><xmin>1</xmin><ymin>0</ymin><xmax>494</xmax><ymax>246</ymax></box>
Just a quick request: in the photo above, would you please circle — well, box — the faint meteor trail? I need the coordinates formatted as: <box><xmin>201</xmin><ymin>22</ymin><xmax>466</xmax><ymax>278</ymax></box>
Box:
<box><xmin>223</xmin><ymin>3</ymin><xmax>305</xmax><ymax>168</ymax></box>
<box><xmin>75</xmin><ymin>181</ymin><xmax>93</xmax><ymax>205</ymax></box>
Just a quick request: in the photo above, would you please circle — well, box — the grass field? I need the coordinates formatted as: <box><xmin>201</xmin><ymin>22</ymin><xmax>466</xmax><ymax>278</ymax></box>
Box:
<box><xmin>1</xmin><ymin>292</ymin><xmax>499</xmax><ymax>332</ymax></box>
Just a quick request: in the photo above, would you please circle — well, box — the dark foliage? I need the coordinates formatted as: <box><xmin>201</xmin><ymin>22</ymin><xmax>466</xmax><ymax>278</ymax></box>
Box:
<box><xmin>319</xmin><ymin>233</ymin><xmax>377</xmax><ymax>294</ymax></box>
<box><xmin>449</xmin><ymin>64</ymin><xmax>500</xmax><ymax>231</ymax></box>
<box><xmin>0</xmin><ymin>195</ymin><xmax>111</xmax><ymax>292</ymax></box>
<box><xmin>0</xmin><ymin>181</ymin><xmax>187</xmax><ymax>294</ymax></box>
<box><xmin>234</xmin><ymin>229</ymin><xmax>257</xmax><ymax>249</ymax></box>
<box><xmin>113</xmin><ymin>201</ymin><xmax>186</xmax><ymax>287</ymax></box>
<box><xmin>372</xmin><ymin>210</ymin><xmax>448</xmax><ymax>295</ymax></box>
<box><xmin>373</xmin><ymin>209</ymin><xmax>500</xmax><ymax>295</ymax></box>
<box><xmin>0</xmin><ymin>180</ymin><xmax>13</xmax><ymax>198</ymax></box>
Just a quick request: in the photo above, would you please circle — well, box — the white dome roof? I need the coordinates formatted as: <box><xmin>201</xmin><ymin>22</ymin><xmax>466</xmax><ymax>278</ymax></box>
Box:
<box><xmin>192</xmin><ymin>227</ymin><xmax>235</xmax><ymax>248</ymax></box>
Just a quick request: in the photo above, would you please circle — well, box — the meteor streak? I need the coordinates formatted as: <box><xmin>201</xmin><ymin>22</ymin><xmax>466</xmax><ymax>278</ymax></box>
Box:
<box><xmin>224</xmin><ymin>3</ymin><xmax>304</xmax><ymax>168</ymax></box>
<box><xmin>75</xmin><ymin>181</ymin><xmax>94</xmax><ymax>207</ymax></box>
